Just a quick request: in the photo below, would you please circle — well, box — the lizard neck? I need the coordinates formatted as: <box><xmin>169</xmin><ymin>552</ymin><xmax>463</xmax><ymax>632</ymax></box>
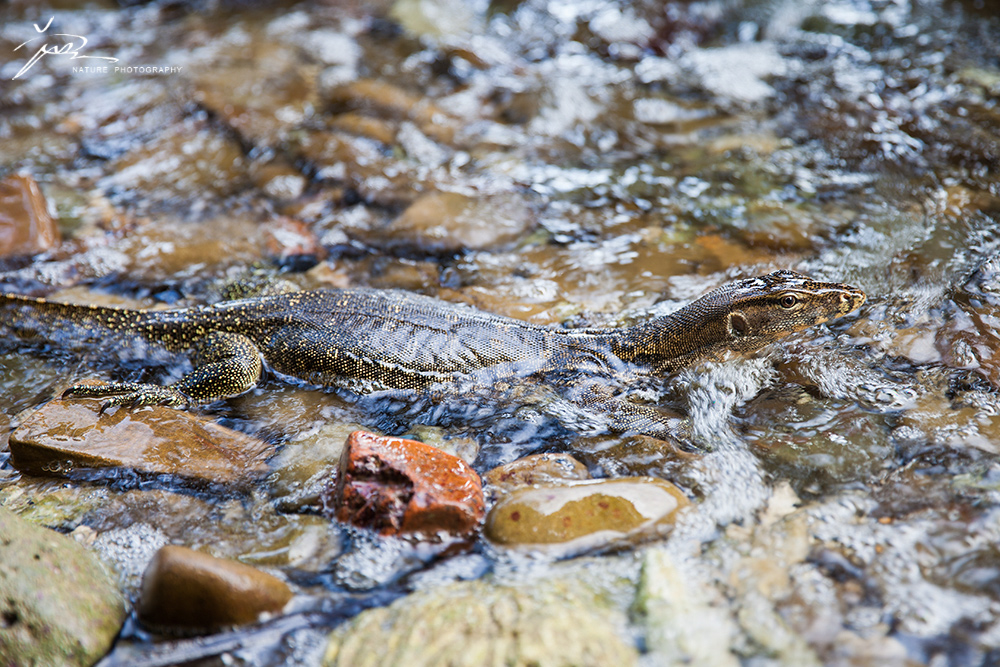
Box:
<box><xmin>608</xmin><ymin>289</ymin><xmax>733</xmax><ymax>370</ymax></box>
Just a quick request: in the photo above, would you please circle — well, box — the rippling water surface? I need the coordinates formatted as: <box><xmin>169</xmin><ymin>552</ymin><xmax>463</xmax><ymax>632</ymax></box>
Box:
<box><xmin>2</xmin><ymin>0</ymin><xmax>1000</xmax><ymax>664</ymax></box>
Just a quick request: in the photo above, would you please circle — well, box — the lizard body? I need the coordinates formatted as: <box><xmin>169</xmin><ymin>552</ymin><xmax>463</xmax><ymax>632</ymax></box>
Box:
<box><xmin>0</xmin><ymin>270</ymin><xmax>865</xmax><ymax>438</ymax></box>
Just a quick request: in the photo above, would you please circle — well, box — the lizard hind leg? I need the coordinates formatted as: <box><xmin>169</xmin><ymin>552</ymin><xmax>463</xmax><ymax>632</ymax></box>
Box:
<box><xmin>63</xmin><ymin>331</ymin><xmax>263</xmax><ymax>409</ymax></box>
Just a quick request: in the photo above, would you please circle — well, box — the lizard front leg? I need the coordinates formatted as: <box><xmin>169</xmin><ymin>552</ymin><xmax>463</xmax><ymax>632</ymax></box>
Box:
<box><xmin>63</xmin><ymin>331</ymin><xmax>262</xmax><ymax>409</ymax></box>
<box><xmin>565</xmin><ymin>383</ymin><xmax>697</xmax><ymax>449</ymax></box>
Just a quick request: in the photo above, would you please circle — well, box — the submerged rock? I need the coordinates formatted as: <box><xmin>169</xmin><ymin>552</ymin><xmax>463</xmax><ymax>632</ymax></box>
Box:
<box><xmin>269</xmin><ymin>421</ymin><xmax>363</xmax><ymax>512</ymax></box>
<box><xmin>386</xmin><ymin>191</ymin><xmax>535</xmax><ymax>253</ymax></box>
<box><xmin>324</xmin><ymin>430</ymin><xmax>484</xmax><ymax>538</ymax></box>
<box><xmin>323</xmin><ymin>578</ymin><xmax>638</xmax><ymax>667</ymax></box>
<box><xmin>484</xmin><ymin>477</ymin><xmax>690</xmax><ymax>556</ymax></box>
<box><xmin>0</xmin><ymin>174</ymin><xmax>61</xmax><ymax>258</ymax></box>
<box><xmin>323</xmin><ymin>79</ymin><xmax>450</xmax><ymax>137</ymax></box>
<box><xmin>636</xmin><ymin>548</ymin><xmax>740</xmax><ymax>667</ymax></box>
<box><xmin>574</xmin><ymin>434</ymin><xmax>701</xmax><ymax>481</ymax></box>
<box><xmin>8</xmin><ymin>398</ymin><xmax>274</xmax><ymax>488</ymax></box>
<box><xmin>137</xmin><ymin>545</ymin><xmax>293</xmax><ymax>632</ymax></box>
<box><xmin>102</xmin><ymin>120</ymin><xmax>249</xmax><ymax>209</ymax></box>
<box><xmin>0</xmin><ymin>507</ymin><xmax>125</xmax><ymax>666</ymax></box>
<box><xmin>483</xmin><ymin>452</ymin><xmax>591</xmax><ymax>496</ymax></box>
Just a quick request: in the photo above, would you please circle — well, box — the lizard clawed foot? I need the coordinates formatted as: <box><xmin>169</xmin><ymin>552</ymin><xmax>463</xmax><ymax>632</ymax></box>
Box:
<box><xmin>62</xmin><ymin>382</ymin><xmax>189</xmax><ymax>412</ymax></box>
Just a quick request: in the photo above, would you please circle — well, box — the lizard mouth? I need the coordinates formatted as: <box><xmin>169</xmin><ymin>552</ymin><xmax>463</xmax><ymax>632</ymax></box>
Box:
<box><xmin>839</xmin><ymin>289</ymin><xmax>867</xmax><ymax>316</ymax></box>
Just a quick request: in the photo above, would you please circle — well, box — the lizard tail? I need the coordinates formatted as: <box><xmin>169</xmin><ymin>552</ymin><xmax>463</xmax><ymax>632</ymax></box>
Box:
<box><xmin>0</xmin><ymin>292</ymin><xmax>162</xmax><ymax>346</ymax></box>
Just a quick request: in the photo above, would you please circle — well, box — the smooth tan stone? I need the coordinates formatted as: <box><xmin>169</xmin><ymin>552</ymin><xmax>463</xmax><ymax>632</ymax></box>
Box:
<box><xmin>485</xmin><ymin>477</ymin><xmax>690</xmax><ymax>556</ymax></box>
<box><xmin>8</xmin><ymin>399</ymin><xmax>273</xmax><ymax>487</ymax></box>
<box><xmin>138</xmin><ymin>545</ymin><xmax>293</xmax><ymax>632</ymax></box>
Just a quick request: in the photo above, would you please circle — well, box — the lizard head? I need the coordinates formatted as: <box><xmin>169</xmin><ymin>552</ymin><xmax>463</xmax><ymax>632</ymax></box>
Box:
<box><xmin>719</xmin><ymin>269</ymin><xmax>866</xmax><ymax>354</ymax></box>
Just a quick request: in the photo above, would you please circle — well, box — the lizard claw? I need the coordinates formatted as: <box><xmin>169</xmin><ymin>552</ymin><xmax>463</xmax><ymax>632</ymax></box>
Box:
<box><xmin>63</xmin><ymin>382</ymin><xmax>189</xmax><ymax>409</ymax></box>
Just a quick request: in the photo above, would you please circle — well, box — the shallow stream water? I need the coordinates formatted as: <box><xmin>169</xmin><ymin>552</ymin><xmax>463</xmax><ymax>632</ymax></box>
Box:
<box><xmin>2</xmin><ymin>0</ymin><xmax>1000</xmax><ymax>665</ymax></box>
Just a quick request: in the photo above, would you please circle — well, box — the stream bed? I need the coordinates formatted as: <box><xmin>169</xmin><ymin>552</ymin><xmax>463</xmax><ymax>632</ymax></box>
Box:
<box><xmin>2</xmin><ymin>0</ymin><xmax>1000</xmax><ymax>665</ymax></box>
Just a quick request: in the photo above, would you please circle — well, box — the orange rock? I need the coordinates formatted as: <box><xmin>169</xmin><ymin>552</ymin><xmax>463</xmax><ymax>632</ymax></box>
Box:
<box><xmin>138</xmin><ymin>545</ymin><xmax>293</xmax><ymax>631</ymax></box>
<box><xmin>0</xmin><ymin>174</ymin><xmax>60</xmax><ymax>257</ymax></box>
<box><xmin>326</xmin><ymin>430</ymin><xmax>484</xmax><ymax>538</ymax></box>
<box><xmin>8</xmin><ymin>398</ymin><xmax>273</xmax><ymax>487</ymax></box>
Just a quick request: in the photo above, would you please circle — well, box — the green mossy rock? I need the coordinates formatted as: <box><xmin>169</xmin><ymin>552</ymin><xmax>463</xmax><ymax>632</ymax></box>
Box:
<box><xmin>324</xmin><ymin>578</ymin><xmax>638</xmax><ymax>667</ymax></box>
<box><xmin>0</xmin><ymin>507</ymin><xmax>126</xmax><ymax>666</ymax></box>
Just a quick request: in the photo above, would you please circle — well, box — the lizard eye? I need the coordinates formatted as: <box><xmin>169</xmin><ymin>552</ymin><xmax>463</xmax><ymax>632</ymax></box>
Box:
<box><xmin>780</xmin><ymin>294</ymin><xmax>798</xmax><ymax>309</ymax></box>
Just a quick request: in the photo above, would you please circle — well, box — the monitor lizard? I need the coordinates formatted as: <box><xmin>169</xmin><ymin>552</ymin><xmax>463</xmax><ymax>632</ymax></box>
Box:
<box><xmin>0</xmin><ymin>270</ymin><xmax>865</xmax><ymax>439</ymax></box>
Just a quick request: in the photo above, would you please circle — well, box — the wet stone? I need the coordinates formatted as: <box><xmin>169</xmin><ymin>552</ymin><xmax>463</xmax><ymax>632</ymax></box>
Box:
<box><xmin>192</xmin><ymin>40</ymin><xmax>320</xmax><ymax>147</ymax></box>
<box><xmin>137</xmin><ymin>545</ymin><xmax>293</xmax><ymax>633</ymax></box>
<box><xmin>322</xmin><ymin>78</ymin><xmax>451</xmax><ymax>138</ymax></box>
<box><xmin>0</xmin><ymin>174</ymin><xmax>61</xmax><ymax>258</ymax></box>
<box><xmin>0</xmin><ymin>479</ymin><xmax>111</xmax><ymax>532</ymax></box>
<box><xmin>386</xmin><ymin>190</ymin><xmax>535</xmax><ymax>253</ymax></box>
<box><xmin>268</xmin><ymin>420</ymin><xmax>363</xmax><ymax>513</ymax></box>
<box><xmin>0</xmin><ymin>507</ymin><xmax>126</xmax><ymax>666</ymax></box>
<box><xmin>102</xmin><ymin>119</ymin><xmax>249</xmax><ymax>209</ymax></box>
<box><xmin>637</xmin><ymin>548</ymin><xmax>740</xmax><ymax>667</ymax></box>
<box><xmin>741</xmin><ymin>388</ymin><xmax>895</xmax><ymax>493</ymax></box>
<box><xmin>483</xmin><ymin>452</ymin><xmax>591</xmax><ymax>497</ymax></box>
<box><xmin>329</xmin><ymin>112</ymin><xmax>398</xmax><ymax>146</ymax></box>
<box><xmin>573</xmin><ymin>434</ymin><xmax>701</xmax><ymax>481</ymax></box>
<box><xmin>118</xmin><ymin>213</ymin><xmax>266</xmax><ymax>282</ymax></box>
<box><xmin>288</xmin><ymin>131</ymin><xmax>411</xmax><ymax>207</ymax></box>
<box><xmin>484</xmin><ymin>477</ymin><xmax>690</xmax><ymax>556</ymax></box>
<box><xmin>323</xmin><ymin>430</ymin><xmax>484</xmax><ymax>538</ymax></box>
<box><xmin>323</xmin><ymin>577</ymin><xmax>638</xmax><ymax>667</ymax></box>
<box><xmin>8</xmin><ymin>398</ymin><xmax>274</xmax><ymax>488</ymax></box>
<box><xmin>250</xmin><ymin>161</ymin><xmax>308</xmax><ymax>201</ymax></box>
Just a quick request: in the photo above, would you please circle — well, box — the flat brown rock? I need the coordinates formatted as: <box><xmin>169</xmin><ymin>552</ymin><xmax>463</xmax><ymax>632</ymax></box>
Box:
<box><xmin>8</xmin><ymin>398</ymin><xmax>273</xmax><ymax>487</ymax></box>
<box><xmin>325</xmin><ymin>430</ymin><xmax>484</xmax><ymax>538</ymax></box>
